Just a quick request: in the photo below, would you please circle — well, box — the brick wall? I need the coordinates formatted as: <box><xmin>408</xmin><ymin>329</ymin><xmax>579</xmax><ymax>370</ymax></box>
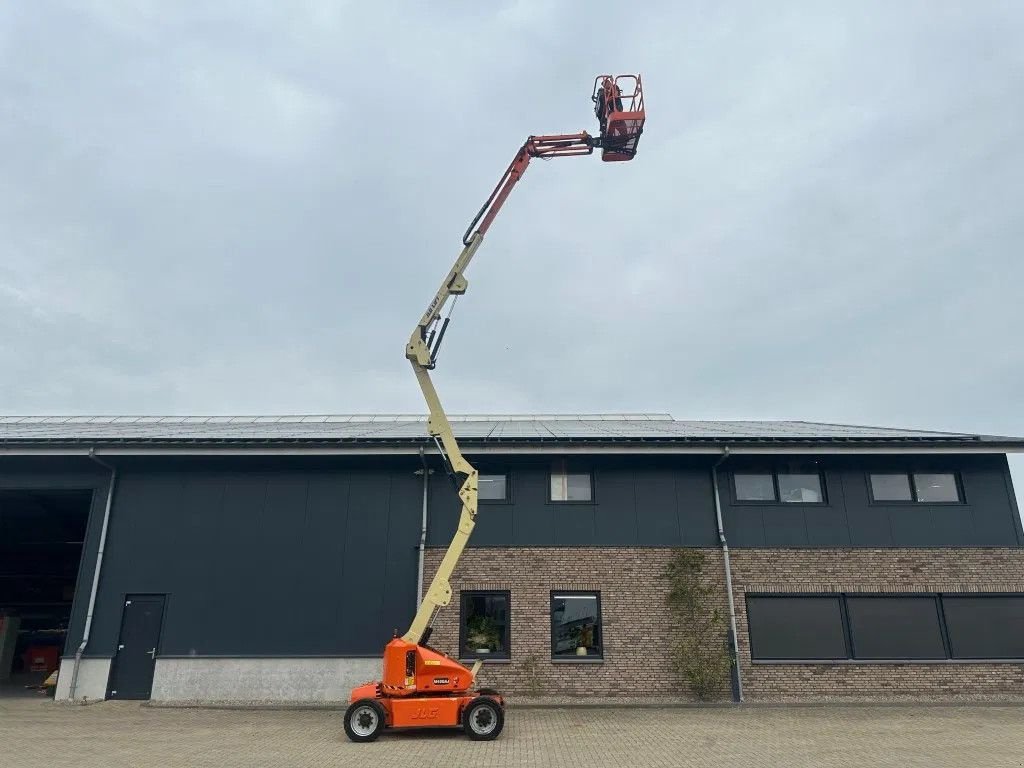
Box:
<box><xmin>422</xmin><ymin>547</ymin><xmax>729</xmax><ymax>699</ymax></box>
<box><xmin>730</xmin><ymin>548</ymin><xmax>1024</xmax><ymax>701</ymax></box>
<box><xmin>424</xmin><ymin>546</ymin><xmax>1024</xmax><ymax>701</ymax></box>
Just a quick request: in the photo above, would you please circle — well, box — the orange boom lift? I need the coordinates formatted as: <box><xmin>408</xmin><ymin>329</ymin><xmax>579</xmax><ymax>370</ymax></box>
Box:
<box><xmin>343</xmin><ymin>75</ymin><xmax>645</xmax><ymax>743</ymax></box>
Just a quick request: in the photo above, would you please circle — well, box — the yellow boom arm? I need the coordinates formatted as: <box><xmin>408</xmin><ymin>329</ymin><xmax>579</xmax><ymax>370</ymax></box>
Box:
<box><xmin>401</xmin><ymin>133</ymin><xmax>598</xmax><ymax>645</ymax></box>
<box><xmin>401</xmin><ymin>78</ymin><xmax>644</xmax><ymax>645</ymax></box>
<box><xmin>402</xmin><ymin>233</ymin><xmax>484</xmax><ymax>644</ymax></box>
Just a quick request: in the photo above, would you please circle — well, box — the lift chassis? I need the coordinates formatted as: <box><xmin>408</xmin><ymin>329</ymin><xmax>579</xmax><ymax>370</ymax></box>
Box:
<box><xmin>344</xmin><ymin>75</ymin><xmax>645</xmax><ymax>743</ymax></box>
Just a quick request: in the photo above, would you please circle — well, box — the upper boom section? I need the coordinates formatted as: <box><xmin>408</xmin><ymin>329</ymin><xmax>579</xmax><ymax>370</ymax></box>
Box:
<box><xmin>463</xmin><ymin>133</ymin><xmax>595</xmax><ymax>247</ymax></box>
<box><xmin>410</xmin><ymin>133</ymin><xmax>595</xmax><ymax>371</ymax></box>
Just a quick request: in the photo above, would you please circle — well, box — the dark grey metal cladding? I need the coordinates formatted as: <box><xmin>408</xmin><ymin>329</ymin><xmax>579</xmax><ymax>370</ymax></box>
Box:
<box><xmin>426</xmin><ymin>456</ymin><xmax>719</xmax><ymax>548</ymax></box>
<box><xmin>4</xmin><ymin>450</ymin><xmax>1022</xmax><ymax>664</ymax></box>
<box><xmin>84</xmin><ymin>458</ymin><xmax>422</xmax><ymax>657</ymax></box>
<box><xmin>718</xmin><ymin>454</ymin><xmax>1023</xmax><ymax>547</ymax></box>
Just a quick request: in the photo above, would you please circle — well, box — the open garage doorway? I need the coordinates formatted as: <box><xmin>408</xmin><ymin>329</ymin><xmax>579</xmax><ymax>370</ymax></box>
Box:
<box><xmin>0</xmin><ymin>490</ymin><xmax>92</xmax><ymax>697</ymax></box>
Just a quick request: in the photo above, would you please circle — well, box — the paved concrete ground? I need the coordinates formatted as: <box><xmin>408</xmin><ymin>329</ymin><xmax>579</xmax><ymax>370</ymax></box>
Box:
<box><xmin>3</xmin><ymin>699</ymin><xmax>1023</xmax><ymax>768</ymax></box>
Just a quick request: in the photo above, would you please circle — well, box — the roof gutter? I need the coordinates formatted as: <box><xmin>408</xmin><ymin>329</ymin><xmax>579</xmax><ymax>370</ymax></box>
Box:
<box><xmin>2</xmin><ymin>443</ymin><xmax>1020</xmax><ymax>457</ymax></box>
<box><xmin>68</xmin><ymin>449</ymin><xmax>117</xmax><ymax>701</ymax></box>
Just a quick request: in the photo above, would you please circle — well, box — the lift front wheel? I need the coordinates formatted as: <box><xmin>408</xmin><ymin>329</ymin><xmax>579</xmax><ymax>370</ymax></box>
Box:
<box><xmin>463</xmin><ymin>696</ymin><xmax>504</xmax><ymax>741</ymax></box>
<box><xmin>344</xmin><ymin>699</ymin><xmax>386</xmax><ymax>743</ymax></box>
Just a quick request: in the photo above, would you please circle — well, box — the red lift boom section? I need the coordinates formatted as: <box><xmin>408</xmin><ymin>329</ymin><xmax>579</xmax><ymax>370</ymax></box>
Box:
<box><xmin>343</xmin><ymin>74</ymin><xmax>645</xmax><ymax>744</ymax></box>
<box><xmin>465</xmin><ymin>75</ymin><xmax>645</xmax><ymax>245</ymax></box>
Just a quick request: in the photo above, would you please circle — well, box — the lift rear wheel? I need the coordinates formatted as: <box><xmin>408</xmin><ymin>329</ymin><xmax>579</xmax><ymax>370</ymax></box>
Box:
<box><xmin>463</xmin><ymin>696</ymin><xmax>504</xmax><ymax>741</ymax></box>
<box><xmin>344</xmin><ymin>699</ymin><xmax>386</xmax><ymax>742</ymax></box>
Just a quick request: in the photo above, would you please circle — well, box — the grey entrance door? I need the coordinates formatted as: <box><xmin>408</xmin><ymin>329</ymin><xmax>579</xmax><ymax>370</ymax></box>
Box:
<box><xmin>107</xmin><ymin>595</ymin><xmax>165</xmax><ymax>700</ymax></box>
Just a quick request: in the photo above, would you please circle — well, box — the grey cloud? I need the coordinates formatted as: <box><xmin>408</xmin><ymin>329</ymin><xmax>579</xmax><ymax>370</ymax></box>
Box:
<box><xmin>2</xmin><ymin>1</ymin><xmax>1022</xmax><ymax>509</ymax></box>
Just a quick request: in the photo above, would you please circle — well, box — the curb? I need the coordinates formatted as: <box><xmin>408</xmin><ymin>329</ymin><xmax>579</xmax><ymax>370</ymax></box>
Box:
<box><xmin>140</xmin><ymin>698</ymin><xmax>1024</xmax><ymax>712</ymax></box>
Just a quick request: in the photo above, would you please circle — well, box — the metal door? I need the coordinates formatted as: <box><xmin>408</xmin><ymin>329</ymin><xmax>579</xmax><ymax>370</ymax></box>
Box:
<box><xmin>107</xmin><ymin>595</ymin><xmax>165</xmax><ymax>700</ymax></box>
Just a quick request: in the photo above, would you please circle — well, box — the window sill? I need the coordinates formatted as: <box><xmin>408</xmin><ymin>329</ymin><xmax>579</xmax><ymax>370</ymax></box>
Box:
<box><xmin>551</xmin><ymin>657</ymin><xmax>604</xmax><ymax>664</ymax></box>
<box><xmin>732</xmin><ymin>501</ymin><xmax>831</xmax><ymax>507</ymax></box>
<box><xmin>867</xmin><ymin>501</ymin><xmax>966</xmax><ymax>507</ymax></box>
<box><xmin>459</xmin><ymin>658</ymin><xmax>511</xmax><ymax>665</ymax></box>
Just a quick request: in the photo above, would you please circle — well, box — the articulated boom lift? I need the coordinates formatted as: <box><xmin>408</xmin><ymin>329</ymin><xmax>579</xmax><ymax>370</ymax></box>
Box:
<box><xmin>344</xmin><ymin>75</ymin><xmax>645</xmax><ymax>743</ymax></box>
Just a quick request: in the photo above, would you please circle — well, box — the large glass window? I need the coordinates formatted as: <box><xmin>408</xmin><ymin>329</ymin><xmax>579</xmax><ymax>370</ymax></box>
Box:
<box><xmin>549</xmin><ymin>463</ymin><xmax>592</xmax><ymax>502</ymax></box>
<box><xmin>550</xmin><ymin>592</ymin><xmax>602</xmax><ymax>659</ymax></box>
<box><xmin>869</xmin><ymin>472</ymin><xmax>961</xmax><ymax>503</ymax></box>
<box><xmin>478</xmin><ymin>474</ymin><xmax>508</xmax><ymax>502</ymax></box>
<box><xmin>747</xmin><ymin>593</ymin><xmax>1024</xmax><ymax>662</ymax></box>
<box><xmin>942</xmin><ymin>596</ymin><xmax>1024</xmax><ymax>659</ymax></box>
<box><xmin>869</xmin><ymin>473</ymin><xmax>914</xmax><ymax>501</ymax></box>
<box><xmin>746</xmin><ymin>596</ymin><xmax>847</xmax><ymax>660</ymax></box>
<box><xmin>459</xmin><ymin>591</ymin><xmax>510</xmax><ymax>659</ymax></box>
<box><xmin>734</xmin><ymin>473</ymin><xmax>775</xmax><ymax>501</ymax></box>
<box><xmin>733</xmin><ymin>471</ymin><xmax>825</xmax><ymax>503</ymax></box>
<box><xmin>912</xmin><ymin>473</ymin><xmax>960</xmax><ymax>503</ymax></box>
<box><xmin>846</xmin><ymin>597</ymin><xmax>946</xmax><ymax>659</ymax></box>
<box><xmin>777</xmin><ymin>474</ymin><xmax>823</xmax><ymax>503</ymax></box>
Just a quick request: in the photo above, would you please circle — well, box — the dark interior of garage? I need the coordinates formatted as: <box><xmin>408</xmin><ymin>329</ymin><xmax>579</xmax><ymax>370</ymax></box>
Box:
<box><xmin>0</xmin><ymin>490</ymin><xmax>91</xmax><ymax>694</ymax></box>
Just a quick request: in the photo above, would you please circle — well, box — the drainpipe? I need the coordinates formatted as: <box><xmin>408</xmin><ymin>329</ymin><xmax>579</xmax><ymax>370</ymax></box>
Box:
<box><xmin>68</xmin><ymin>449</ymin><xmax>117</xmax><ymax>701</ymax></box>
<box><xmin>415</xmin><ymin>448</ymin><xmax>433</xmax><ymax>606</ymax></box>
<box><xmin>712</xmin><ymin>447</ymin><xmax>744</xmax><ymax>702</ymax></box>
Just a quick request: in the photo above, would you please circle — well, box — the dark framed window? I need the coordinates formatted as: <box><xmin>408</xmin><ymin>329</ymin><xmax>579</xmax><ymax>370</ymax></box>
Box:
<box><xmin>733</xmin><ymin>471</ymin><xmax>825</xmax><ymax>503</ymax></box>
<box><xmin>478</xmin><ymin>473</ymin><xmax>509</xmax><ymax>502</ymax></box>
<box><xmin>746</xmin><ymin>596</ymin><xmax>847</xmax><ymax>660</ymax></box>
<box><xmin>549</xmin><ymin>461</ymin><xmax>592</xmax><ymax>502</ymax></box>
<box><xmin>747</xmin><ymin>593</ymin><xmax>1024</xmax><ymax>662</ymax></box>
<box><xmin>550</xmin><ymin>592</ymin><xmax>602</xmax><ymax>659</ymax></box>
<box><xmin>869</xmin><ymin>472</ymin><xmax>962</xmax><ymax>503</ymax></box>
<box><xmin>734</xmin><ymin>473</ymin><xmax>775</xmax><ymax>501</ymax></box>
<box><xmin>846</xmin><ymin>597</ymin><xmax>946</xmax><ymax>659</ymax></box>
<box><xmin>912</xmin><ymin>473</ymin><xmax>961</xmax><ymax>503</ymax></box>
<box><xmin>459</xmin><ymin>591</ymin><xmax>510</xmax><ymax>660</ymax></box>
<box><xmin>778</xmin><ymin>473</ymin><xmax>824</xmax><ymax>503</ymax></box>
<box><xmin>868</xmin><ymin>473</ymin><xmax>913</xmax><ymax>501</ymax></box>
<box><xmin>942</xmin><ymin>596</ymin><xmax>1024</xmax><ymax>659</ymax></box>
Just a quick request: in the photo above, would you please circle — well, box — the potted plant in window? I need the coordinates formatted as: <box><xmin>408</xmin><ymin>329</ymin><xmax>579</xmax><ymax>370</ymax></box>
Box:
<box><xmin>466</xmin><ymin>615</ymin><xmax>500</xmax><ymax>654</ymax></box>
<box><xmin>570</xmin><ymin>624</ymin><xmax>594</xmax><ymax>656</ymax></box>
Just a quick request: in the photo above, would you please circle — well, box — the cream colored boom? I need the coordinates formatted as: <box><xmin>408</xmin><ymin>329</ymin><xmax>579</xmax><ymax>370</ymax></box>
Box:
<box><xmin>401</xmin><ymin>232</ymin><xmax>484</xmax><ymax>644</ymax></box>
<box><xmin>400</xmin><ymin>132</ymin><xmax>596</xmax><ymax>645</ymax></box>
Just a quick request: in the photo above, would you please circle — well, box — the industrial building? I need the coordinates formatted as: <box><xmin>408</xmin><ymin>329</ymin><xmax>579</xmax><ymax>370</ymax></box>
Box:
<box><xmin>1</xmin><ymin>413</ymin><xmax>1022</xmax><ymax>703</ymax></box>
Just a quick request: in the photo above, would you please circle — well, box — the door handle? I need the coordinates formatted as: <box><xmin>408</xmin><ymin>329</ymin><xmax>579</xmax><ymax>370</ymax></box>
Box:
<box><xmin>147</xmin><ymin>647</ymin><xmax>157</xmax><ymax>659</ymax></box>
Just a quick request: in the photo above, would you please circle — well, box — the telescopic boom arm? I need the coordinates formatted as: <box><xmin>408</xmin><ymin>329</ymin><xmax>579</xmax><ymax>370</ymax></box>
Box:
<box><xmin>341</xmin><ymin>76</ymin><xmax>643</xmax><ymax>744</ymax></box>
<box><xmin>401</xmin><ymin>132</ymin><xmax>594</xmax><ymax>645</ymax></box>
<box><xmin>402</xmin><ymin>76</ymin><xmax>644</xmax><ymax>648</ymax></box>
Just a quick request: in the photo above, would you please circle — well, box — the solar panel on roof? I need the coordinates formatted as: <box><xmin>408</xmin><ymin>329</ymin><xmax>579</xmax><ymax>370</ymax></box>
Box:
<box><xmin>0</xmin><ymin>414</ymin><xmax>1007</xmax><ymax>445</ymax></box>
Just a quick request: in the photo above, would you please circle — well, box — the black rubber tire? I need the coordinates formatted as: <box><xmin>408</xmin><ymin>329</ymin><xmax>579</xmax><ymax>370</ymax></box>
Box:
<box><xmin>343</xmin><ymin>699</ymin><xmax>386</xmax><ymax>743</ymax></box>
<box><xmin>476</xmin><ymin>687</ymin><xmax>502</xmax><ymax>698</ymax></box>
<box><xmin>462</xmin><ymin>696</ymin><xmax>504</xmax><ymax>741</ymax></box>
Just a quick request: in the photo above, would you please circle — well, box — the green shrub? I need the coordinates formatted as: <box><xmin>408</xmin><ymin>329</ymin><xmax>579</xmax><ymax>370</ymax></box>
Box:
<box><xmin>663</xmin><ymin>550</ymin><xmax>732</xmax><ymax>700</ymax></box>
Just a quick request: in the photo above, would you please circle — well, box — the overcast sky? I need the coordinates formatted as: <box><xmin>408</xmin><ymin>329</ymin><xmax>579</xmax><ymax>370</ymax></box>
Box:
<box><xmin>2</xmin><ymin>2</ymin><xmax>1022</xmax><ymax>510</ymax></box>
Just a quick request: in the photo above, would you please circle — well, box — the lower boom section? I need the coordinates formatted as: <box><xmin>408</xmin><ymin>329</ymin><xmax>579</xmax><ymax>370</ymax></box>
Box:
<box><xmin>344</xmin><ymin>637</ymin><xmax>505</xmax><ymax>742</ymax></box>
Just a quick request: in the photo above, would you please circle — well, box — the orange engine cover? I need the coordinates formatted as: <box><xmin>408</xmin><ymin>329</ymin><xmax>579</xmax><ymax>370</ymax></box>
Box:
<box><xmin>389</xmin><ymin>695</ymin><xmax>468</xmax><ymax>728</ymax></box>
<box><xmin>380</xmin><ymin>637</ymin><xmax>474</xmax><ymax>697</ymax></box>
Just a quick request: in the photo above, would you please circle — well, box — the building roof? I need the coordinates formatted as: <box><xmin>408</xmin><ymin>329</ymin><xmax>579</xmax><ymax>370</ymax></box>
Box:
<box><xmin>0</xmin><ymin>414</ymin><xmax>1021</xmax><ymax>454</ymax></box>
